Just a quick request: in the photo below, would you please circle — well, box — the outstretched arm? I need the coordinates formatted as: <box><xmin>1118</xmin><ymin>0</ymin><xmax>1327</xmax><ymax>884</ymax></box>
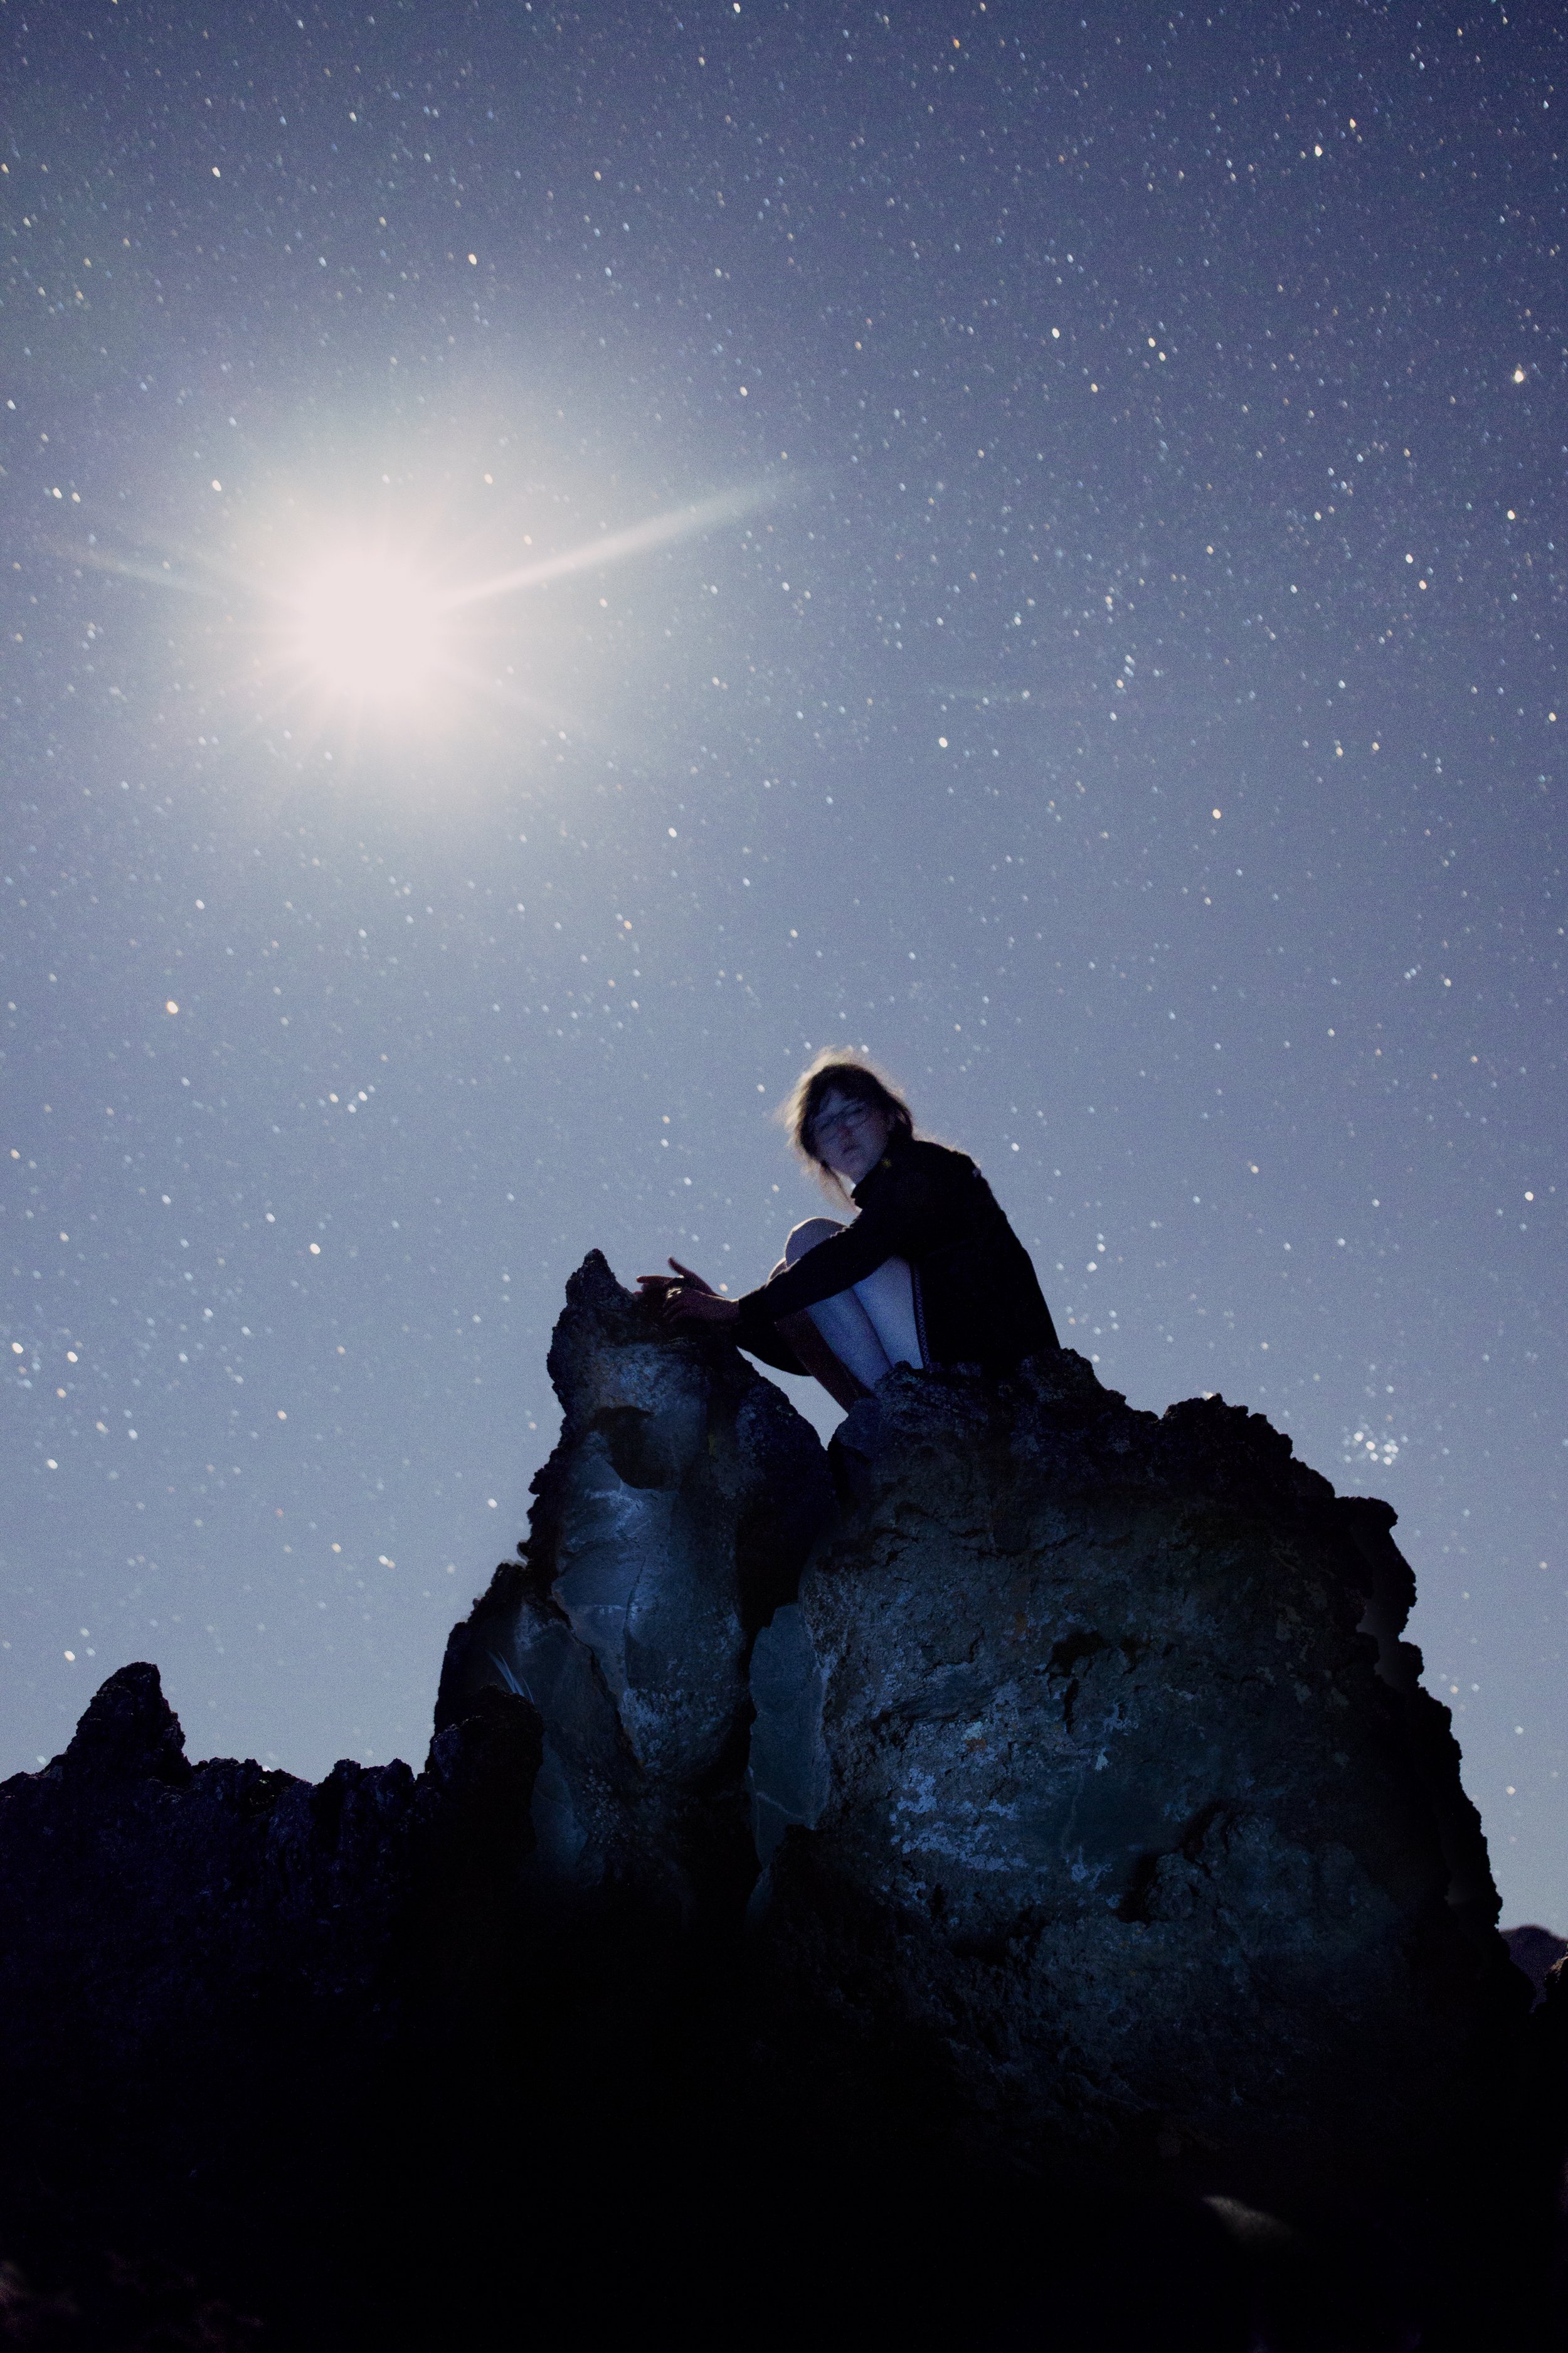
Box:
<box><xmin>635</xmin><ymin>1258</ymin><xmax>741</xmax><ymax>1327</ymax></box>
<box><xmin>636</xmin><ymin>1256</ymin><xmax>714</xmax><ymax>1297</ymax></box>
<box><xmin>666</xmin><ymin>1288</ymin><xmax>739</xmax><ymax>1327</ymax></box>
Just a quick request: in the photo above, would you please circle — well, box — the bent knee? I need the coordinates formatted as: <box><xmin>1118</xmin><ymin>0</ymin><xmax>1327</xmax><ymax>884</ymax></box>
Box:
<box><xmin>784</xmin><ymin>1215</ymin><xmax>845</xmax><ymax>1265</ymax></box>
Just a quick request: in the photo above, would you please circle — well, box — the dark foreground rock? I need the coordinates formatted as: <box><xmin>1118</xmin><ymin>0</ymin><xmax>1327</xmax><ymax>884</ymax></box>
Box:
<box><xmin>0</xmin><ymin>1664</ymin><xmax>541</xmax><ymax>2350</ymax></box>
<box><xmin>1505</xmin><ymin>1923</ymin><xmax>1568</xmax><ymax>2007</ymax></box>
<box><xmin>1</xmin><ymin>1251</ymin><xmax>1563</xmax><ymax>2349</ymax></box>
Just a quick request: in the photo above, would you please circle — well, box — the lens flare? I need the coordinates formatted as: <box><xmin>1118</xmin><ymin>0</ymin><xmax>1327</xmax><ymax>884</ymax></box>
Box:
<box><xmin>289</xmin><ymin>554</ymin><xmax>447</xmax><ymax>701</ymax></box>
<box><xmin>64</xmin><ymin>470</ymin><xmax>787</xmax><ymax>754</ymax></box>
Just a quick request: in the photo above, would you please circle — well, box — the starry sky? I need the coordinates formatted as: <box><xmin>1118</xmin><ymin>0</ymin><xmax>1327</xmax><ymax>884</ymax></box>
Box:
<box><xmin>3</xmin><ymin>1</ymin><xmax>1564</xmax><ymax>1921</ymax></box>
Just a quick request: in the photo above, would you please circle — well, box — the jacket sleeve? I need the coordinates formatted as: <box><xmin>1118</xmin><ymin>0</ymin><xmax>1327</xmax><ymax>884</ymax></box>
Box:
<box><xmin>734</xmin><ymin>1155</ymin><xmax>950</xmax><ymax>1341</ymax></box>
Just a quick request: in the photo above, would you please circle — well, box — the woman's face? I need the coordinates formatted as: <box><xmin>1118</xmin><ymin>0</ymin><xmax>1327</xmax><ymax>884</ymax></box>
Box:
<box><xmin>810</xmin><ymin>1088</ymin><xmax>893</xmax><ymax>1185</ymax></box>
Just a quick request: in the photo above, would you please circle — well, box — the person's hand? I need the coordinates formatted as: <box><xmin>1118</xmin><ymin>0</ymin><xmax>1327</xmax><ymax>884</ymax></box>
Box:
<box><xmin>635</xmin><ymin>1259</ymin><xmax>741</xmax><ymax>1327</ymax></box>
<box><xmin>664</xmin><ymin>1288</ymin><xmax>740</xmax><ymax>1327</ymax></box>
<box><xmin>635</xmin><ymin>1257</ymin><xmax>714</xmax><ymax>1300</ymax></box>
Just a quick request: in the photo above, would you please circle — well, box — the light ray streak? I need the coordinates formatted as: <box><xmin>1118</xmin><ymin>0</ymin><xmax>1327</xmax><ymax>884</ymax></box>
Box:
<box><xmin>426</xmin><ymin>654</ymin><xmax>585</xmax><ymax>738</ymax></box>
<box><xmin>50</xmin><ymin>471</ymin><xmax>785</xmax><ymax>748</ymax></box>
<box><xmin>442</xmin><ymin>482</ymin><xmax>778</xmax><ymax>612</ymax></box>
<box><xmin>66</xmin><ymin>544</ymin><xmax>214</xmax><ymax>598</ymax></box>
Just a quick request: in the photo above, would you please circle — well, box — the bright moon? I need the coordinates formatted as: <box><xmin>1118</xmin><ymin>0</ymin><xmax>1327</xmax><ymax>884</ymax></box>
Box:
<box><xmin>78</xmin><ymin>479</ymin><xmax>780</xmax><ymax>743</ymax></box>
<box><xmin>289</xmin><ymin>554</ymin><xmax>447</xmax><ymax>702</ymax></box>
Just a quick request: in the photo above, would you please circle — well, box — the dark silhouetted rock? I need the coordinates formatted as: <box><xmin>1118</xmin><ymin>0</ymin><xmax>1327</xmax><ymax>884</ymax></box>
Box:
<box><xmin>0</xmin><ymin>1665</ymin><xmax>540</xmax><ymax>2095</ymax></box>
<box><xmin>0</xmin><ymin>1252</ymin><xmax>1559</xmax><ymax>2348</ymax></box>
<box><xmin>1505</xmin><ymin>1922</ymin><xmax>1568</xmax><ymax>2007</ymax></box>
<box><xmin>0</xmin><ymin>2249</ymin><xmax>262</xmax><ymax>2350</ymax></box>
<box><xmin>52</xmin><ymin>1661</ymin><xmax>193</xmax><ymax>1792</ymax></box>
<box><xmin>0</xmin><ymin>1667</ymin><xmax>541</xmax><ymax>2350</ymax></box>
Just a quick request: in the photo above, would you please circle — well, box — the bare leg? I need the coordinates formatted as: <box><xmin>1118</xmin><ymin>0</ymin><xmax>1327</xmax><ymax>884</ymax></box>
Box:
<box><xmin>775</xmin><ymin>1309</ymin><xmax>870</xmax><ymax>1412</ymax></box>
<box><xmin>781</xmin><ymin>1218</ymin><xmax>923</xmax><ymax>1397</ymax></box>
<box><xmin>850</xmin><ymin>1255</ymin><xmax>923</xmax><ymax>1371</ymax></box>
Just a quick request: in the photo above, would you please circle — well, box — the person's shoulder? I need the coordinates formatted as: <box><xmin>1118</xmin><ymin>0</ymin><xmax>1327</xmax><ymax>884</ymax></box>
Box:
<box><xmin>904</xmin><ymin>1137</ymin><xmax>977</xmax><ymax>1176</ymax></box>
<box><xmin>896</xmin><ymin>1137</ymin><xmax>980</xmax><ymax>1195</ymax></box>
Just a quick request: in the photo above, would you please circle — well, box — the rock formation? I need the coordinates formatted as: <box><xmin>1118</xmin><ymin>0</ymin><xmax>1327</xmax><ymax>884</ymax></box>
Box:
<box><xmin>764</xmin><ymin>1362</ymin><xmax>1512</xmax><ymax>2166</ymax></box>
<box><xmin>435</xmin><ymin>1249</ymin><xmax>834</xmax><ymax>1909</ymax></box>
<box><xmin>1505</xmin><ymin>1922</ymin><xmax>1568</xmax><ymax>2007</ymax></box>
<box><xmin>0</xmin><ymin>1248</ymin><xmax>1559</xmax><ymax>2349</ymax></box>
<box><xmin>441</xmin><ymin>1258</ymin><xmax>1513</xmax><ymax>2182</ymax></box>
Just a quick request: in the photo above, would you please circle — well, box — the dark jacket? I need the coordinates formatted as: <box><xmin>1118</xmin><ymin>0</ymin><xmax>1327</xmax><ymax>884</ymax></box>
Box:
<box><xmin>734</xmin><ymin>1133</ymin><xmax>1059</xmax><ymax>1376</ymax></box>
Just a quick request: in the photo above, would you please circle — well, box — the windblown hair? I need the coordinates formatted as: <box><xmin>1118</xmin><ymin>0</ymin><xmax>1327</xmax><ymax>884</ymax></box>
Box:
<box><xmin>781</xmin><ymin>1051</ymin><xmax>915</xmax><ymax>1192</ymax></box>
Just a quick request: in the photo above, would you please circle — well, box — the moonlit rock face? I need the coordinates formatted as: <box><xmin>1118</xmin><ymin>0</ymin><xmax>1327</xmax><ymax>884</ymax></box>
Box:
<box><xmin>756</xmin><ymin>1357</ymin><xmax>1503</xmax><ymax>2160</ymax></box>
<box><xmin>435</xmin><ymin>1250</ymin><xmax>835</xmax><ymax>1899</ymax></box>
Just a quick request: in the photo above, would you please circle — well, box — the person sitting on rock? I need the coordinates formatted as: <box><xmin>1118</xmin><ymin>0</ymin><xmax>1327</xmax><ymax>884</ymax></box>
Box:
<box><xmin>638</xmin><ymin>1053</ymin><xmax>1059</xmax><ymax>1410</ymax></box>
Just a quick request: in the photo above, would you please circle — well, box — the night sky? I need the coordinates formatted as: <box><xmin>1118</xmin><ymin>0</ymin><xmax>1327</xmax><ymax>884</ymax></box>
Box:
<box><xmin>3</xmin><ymin>3</ymin><xmax>1564</xmax><ymax>1922</ymax></box>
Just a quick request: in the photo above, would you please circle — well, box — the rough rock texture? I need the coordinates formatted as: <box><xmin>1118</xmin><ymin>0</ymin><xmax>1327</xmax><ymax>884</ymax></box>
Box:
<box><xmin>751</xmin><ymin>1351</ymin><xmax>1515</xmax><ymax>2174</ymax></box>
<box><xmin>437</xmin><ymin>1258</ymin><xmax>1511</xmax><ymax>2176</ymax></box>
<box><xmin>436</xmin><ymin>1248</ymin><xmax>833</xmax><ymax>1908</ymax></box>
<box><xmin>0</xmin><ymin>1252</ymin><xmax>1559</xmax><ymax>2348</ymax></box>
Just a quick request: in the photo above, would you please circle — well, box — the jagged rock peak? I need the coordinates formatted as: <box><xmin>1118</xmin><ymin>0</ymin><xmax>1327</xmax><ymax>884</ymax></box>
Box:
<box><xmin>52</xmin><ymin>1660</ymin><xmax>193</xmax><ymax>1789</ymax></box>
<box><xmin>439</xmin><ymin>1251</ymin><xmax>835</xmax><ymax>1903</ymax></box>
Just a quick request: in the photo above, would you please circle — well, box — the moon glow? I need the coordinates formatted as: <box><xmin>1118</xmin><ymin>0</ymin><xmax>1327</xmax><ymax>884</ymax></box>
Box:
<box><xmin>289</xmin><ymin>554</ymin><xmax>448</xmax><ymax>704</ymax></box>
<box><xmin>71</xmin><ymin>474</ymin><xmax>781</xmax><ymax>748</ymax></box>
